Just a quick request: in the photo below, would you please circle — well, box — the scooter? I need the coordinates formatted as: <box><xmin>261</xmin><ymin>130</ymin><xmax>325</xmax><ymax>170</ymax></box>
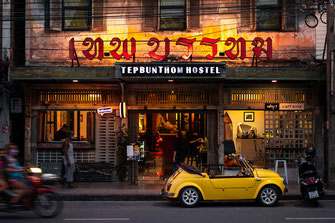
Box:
<box><xmin>0</xmin><ymin>167</ymin><xmax>63</xmax><ymax>217</ymax></box>
<box><xmin>297</xmin><ymin>147</ymin><xmax>325</xmax><ymax>206</ymax></box>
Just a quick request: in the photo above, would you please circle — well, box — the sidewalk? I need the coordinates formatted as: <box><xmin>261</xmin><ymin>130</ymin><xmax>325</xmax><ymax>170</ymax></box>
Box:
<box><xmin>55</xmin><ymin>181</ymin><xmax>335</xmax><ymax>201</ymax></box>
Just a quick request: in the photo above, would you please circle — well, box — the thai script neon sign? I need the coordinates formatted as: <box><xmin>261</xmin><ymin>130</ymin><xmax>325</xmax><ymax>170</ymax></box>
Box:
<box><xmin>69</xmin><ymin>37</ymin><xmax>272</xmax><ymax>61</ymax></box>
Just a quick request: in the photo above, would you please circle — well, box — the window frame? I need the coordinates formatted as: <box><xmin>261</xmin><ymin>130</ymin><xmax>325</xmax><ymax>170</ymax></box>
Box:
<box><xmin>159</xmin><ymin>0</ymin><xmax>187</xmax><ymax>31</ymax></box>
<box><xmin>37</xmin><ymin>110</ymin><xmax>96</xmax><ymax>143</ymax></box>
<box><xmin>62</xmin><ymin>0</ymin><xmax>93</xmax><ymax>31</ymax></box>
<box><xmin>255</xmin><ymin>0</ymin><xmax>283</xmax><ymax>31</ymax></box>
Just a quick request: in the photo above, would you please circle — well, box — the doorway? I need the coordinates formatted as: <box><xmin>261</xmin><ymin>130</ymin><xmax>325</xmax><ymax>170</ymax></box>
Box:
<box><xmin>128</xmin><ymin>110</ymin><xmax>217</xmax><ymax>180</ymax></box>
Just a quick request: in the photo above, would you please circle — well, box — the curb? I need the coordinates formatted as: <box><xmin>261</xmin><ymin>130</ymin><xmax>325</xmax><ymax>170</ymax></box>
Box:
<box><xmin>59</xmin><ymin>194</ymin><xmax>164</xmax><ymax>201</ymax></box>
<box><xmin>59</xmin><ymin>194</ymin><xmax>335</xmax><ymax>201</ymax></box>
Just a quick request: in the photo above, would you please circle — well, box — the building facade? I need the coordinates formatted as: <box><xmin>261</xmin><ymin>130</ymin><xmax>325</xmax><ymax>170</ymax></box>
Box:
<box><xmin>7</xmin><ymin>0</ymin><xmax>330</xmax><ymax>184</ymax></box>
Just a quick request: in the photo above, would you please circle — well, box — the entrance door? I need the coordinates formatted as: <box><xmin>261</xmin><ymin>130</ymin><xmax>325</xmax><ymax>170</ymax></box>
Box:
<box><xmin>95</xmin><ymin>113</ymin><xmax>118</xmax><ymax>164</ymax></box>
<box><xmin>128</xmin><ymin>110</ymin><xmax>217</xmax><ymax>180</ymax></box>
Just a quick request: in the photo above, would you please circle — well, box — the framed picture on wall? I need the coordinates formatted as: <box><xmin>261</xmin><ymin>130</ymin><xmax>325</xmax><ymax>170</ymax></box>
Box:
<box><xmin>244</xmin><ymin>112</ymin><xmax>254</xmax><ymax>122</ymax></box>
<box><xmin>11</xmin><ymin>98</ymin><xmax>22</xmax><ymax>113</ymax></box>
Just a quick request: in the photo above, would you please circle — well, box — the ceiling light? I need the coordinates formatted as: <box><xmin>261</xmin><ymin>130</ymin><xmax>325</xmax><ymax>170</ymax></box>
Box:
<box><xmin>73</xmin><ymin>80</ymin><xmax>79</xmax><ymax>83</ymax></box>
<box><xmin>272</xmin><ymin>80</ymin><xmax>277</xmax><ymax>83</ymax></box>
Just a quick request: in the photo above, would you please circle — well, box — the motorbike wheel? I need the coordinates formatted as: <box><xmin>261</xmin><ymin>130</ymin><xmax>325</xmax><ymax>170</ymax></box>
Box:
<box><xmin>33</xmin><ymin>192</ymin><xmax>63</xmax><ymax>218</ymax></box>
<box><xmin>257</xmin><ymin>185</ymin><xmax>280</xmax><ymax>207</ymax></box>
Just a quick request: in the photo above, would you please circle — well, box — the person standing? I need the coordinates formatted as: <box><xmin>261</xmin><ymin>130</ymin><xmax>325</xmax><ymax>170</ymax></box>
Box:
<box><xmin>188</xmin><ymin>132</ymin><xmax>203</xmax><ymax>166</ymax></box>
<box><xmin>63</xmin><ymin>131</ymin><xmax>75</xmax><ymax>188</ymax></box>
<box><xmin>55</xmin><ymin>124</ymin><xmax>68</xmax><ymax>185</ymax></box>
<box><xmin>173</xmin><ymin>131</ymin><xmax>189</xmax><ymax>172</ymax></box>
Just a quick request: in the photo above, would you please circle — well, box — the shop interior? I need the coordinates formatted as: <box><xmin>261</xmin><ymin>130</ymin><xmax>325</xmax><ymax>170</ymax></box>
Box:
<box><xmin>224</xmin><ymin>110</ymin><xmax>265</xmax><ymax>167</ymax></box>
<box><xmin>137</xmin><ymin>112</ymin><xmax>208</xmax><ymax>180</ymax></box>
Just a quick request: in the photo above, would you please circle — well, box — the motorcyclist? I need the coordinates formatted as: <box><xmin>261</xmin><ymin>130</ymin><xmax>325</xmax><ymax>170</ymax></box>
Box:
<box><xmin>3</xmin><ymin>144</ymin><xmax>28</xmax><ymax>205</ymax></box>
<box><xmin>305</xmin><ymin>146</ymin><xmax>316</xmax><ymax>161</ymax></box>
<box><xmin>0</xmin><ymin>148</ymin><xmax>9</xmax><ymax>193</ymax></box>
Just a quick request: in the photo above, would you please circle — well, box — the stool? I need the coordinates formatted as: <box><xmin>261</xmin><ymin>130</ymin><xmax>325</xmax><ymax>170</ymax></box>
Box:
<box><xmin>275</xmin><ymin>160</ymin><xmax>288</xmax><ymax>184</ymax></box>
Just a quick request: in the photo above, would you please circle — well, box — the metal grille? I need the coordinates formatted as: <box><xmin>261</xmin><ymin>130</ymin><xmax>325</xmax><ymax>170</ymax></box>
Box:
<box><xmin>37</xmin><ymin>150</ymin><xmax>95</xmax><ymax>166</ymax></box>
<box><xmin>95</xmin><ymin>113</ymin><xmax>117</xmax><ymax>164</ymax></box>
<box><xmin>264</xmin><ymin>110</ymin><xmax>314</xmax><ymax>167</ymax></box>
<box><xmin>136</xmin><ymin>90</ymin><xmax>210</xmax><ymax>105</ymax></box>
<box><xmin>39</xmin><ymin>89</ymin><xmax>118</xmax><ymax>105</ymax></box>
<box><xmin>230</xmin><ymin>89</ymin><xmax>307</xmax><ymax>104</ymax></box>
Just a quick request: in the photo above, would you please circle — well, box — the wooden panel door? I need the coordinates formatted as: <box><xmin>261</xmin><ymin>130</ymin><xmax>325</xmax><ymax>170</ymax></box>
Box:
<box><xmin>95</xmin><ymin>113</ymin><xmax>118</xmax><ymax>164</ymax></box>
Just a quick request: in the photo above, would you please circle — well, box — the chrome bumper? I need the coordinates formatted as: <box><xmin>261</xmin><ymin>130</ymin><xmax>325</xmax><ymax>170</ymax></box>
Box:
<box><xmin>160</xmin><ymin>188</ymin><xmax>175</xmax><ymax>197</ymax></box>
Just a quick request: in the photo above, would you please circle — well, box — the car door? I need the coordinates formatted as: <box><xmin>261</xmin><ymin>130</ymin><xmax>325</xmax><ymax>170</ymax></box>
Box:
<box><xmin>208</xmin><ymin>161</ymin><xmax>257</xmax><ymax>200</ymax></box>
<box><xmin>209</xmin><ymin>176</ymin><xmax>256</xmax><ymax>200</ymax></box>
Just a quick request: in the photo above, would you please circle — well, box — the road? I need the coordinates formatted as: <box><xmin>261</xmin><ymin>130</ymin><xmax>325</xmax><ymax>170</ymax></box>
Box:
<box><xmin>0</xmin><ymin>200</ymin><xmax>335</xmax><ymax>223</ymax></box>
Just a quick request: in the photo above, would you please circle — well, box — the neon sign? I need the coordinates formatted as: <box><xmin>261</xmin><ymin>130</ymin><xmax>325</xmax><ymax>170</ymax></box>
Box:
<box><xmin>69</xmin><ymin>37</ymin><xmax>272</xmax><ymax>61</ymax></box>
<box><xmin>97</xmin><ymin>107</ymin><xmax>113</xmax><ymax>116</ymax></box>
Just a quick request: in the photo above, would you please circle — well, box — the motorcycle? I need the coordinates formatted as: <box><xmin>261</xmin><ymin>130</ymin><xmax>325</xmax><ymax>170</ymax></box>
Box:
<box><xmin>0</xmin><ymin>167</ymin><xmax>63</xmax><ymax>217</ymax></box>
<box><xmin>297</xmin><ymin>147</ymin><xmax>325</xmax><ymax>206</ymax></box>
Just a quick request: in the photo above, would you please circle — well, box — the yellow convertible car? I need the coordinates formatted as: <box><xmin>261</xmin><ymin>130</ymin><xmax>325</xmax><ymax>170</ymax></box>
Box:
<box><xmin>161</xmin><ymin>156</ymin><xmax>287</xmax><ymax>207</ymax></box>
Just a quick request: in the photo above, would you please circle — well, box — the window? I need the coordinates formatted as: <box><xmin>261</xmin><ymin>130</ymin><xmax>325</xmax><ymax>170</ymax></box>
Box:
<box><xmin>143</xmin><ymin>0</ymin><xmax>200</xmax><ymax>32</ymax></box>
<box><xmin>240</xmin><ymin>0</ymin><xmax>296</xmax><ymax>32</ymax></box>
<box><xmin>37</xmin><ymin>111</ymin><xmax>95</xmax><ymax>142</ymax></box>
<box><xmin>256</xmin><ymin>0</ymin><xmax>281</xmax><ymax>31</ymax></box>
<box><xmin>160</xmin><ymin>0</ymin><xmax>186</xmax><ymax>30</ymax></box>
<box><xmin>62</xmin><ymin>0</ymin><xmax>92</xmax><ymax>31</ymax></box>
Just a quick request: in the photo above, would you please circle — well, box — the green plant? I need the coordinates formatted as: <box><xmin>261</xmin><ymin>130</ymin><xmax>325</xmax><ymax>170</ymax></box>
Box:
<box><xmin>116</xmin><ymin>124</ymin><xmax>129</xmax><ymax>181</ymax></box>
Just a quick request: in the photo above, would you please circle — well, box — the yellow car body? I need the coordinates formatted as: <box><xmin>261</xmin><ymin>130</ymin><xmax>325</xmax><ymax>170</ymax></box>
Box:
<box><xmin>162</xmin><ymin>157</ymin><xmax>287</xmax><ymax>207</ymax></box>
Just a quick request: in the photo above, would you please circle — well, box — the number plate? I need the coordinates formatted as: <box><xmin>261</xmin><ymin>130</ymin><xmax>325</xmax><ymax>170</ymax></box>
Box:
<box><xmin>308</xmin><ymin>190</ymin><xmax>319</xmax><ymax>199</ymax></box>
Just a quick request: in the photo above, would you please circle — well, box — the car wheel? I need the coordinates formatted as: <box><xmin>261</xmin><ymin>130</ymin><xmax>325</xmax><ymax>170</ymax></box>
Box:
<box><xmin>179</xmin><ymin>187</ymin><xmax>201</xmax><ymax>208</ymax></box>
<box><xmin>257</xmin><ymin>185</ymin><xmax>280</xmax><ymax>207</ymax></box>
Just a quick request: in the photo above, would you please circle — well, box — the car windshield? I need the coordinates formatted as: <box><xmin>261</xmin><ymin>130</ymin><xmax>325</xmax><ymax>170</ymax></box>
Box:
<box><xmin>206</xmin><ymin>155</ymin><xmax>254</xmax><ymax>177</ymax></box>
<box><xmin>178</xmin><ymin>163</ymin><xmax>203</xmax><ymax>176</ymax></box>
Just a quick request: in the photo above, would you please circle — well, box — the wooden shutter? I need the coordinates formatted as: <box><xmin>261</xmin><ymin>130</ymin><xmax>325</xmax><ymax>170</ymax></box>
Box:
<box><xmin>189</xmin><ymin>0</ymin><xmax>200</xmax><ymax>29</ymax></box>
<box><xmin>49</xmin><ymin>0</ymin><xmax>62</xmax><ymax>31</ymax></box>
<box><xmin>285</xmin><ymin>0</ymin><xmax>296</xmax><ymax>31</ymax></box>
<box><xmin>240</xmin><ymin>0</ymin><xmax>252</xmax><ymax>31</ymax></box>
<box><xmin>95</xmin><ymin>113</ymin><xmax>118</xmax><ymax>164</ymax></box>
<box><xmin>93</xmin><ymin>0</ymin><xmax>105</xmax><ymax>31</ymax></box>
<box><xmin>143</xmin><ymin>0</ymin><xmax>158</xmax><ymax>31</ymax></box>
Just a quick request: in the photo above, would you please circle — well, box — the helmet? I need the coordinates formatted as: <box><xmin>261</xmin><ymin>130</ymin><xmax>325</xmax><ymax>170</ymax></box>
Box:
<box><xmin>305</xmin><ymin>147</ymin><xmax>316</xmax><ymax>158</ymax></box>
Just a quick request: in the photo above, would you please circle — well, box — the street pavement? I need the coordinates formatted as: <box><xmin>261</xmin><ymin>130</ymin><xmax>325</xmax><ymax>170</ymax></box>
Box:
<box><xmin>54</xmin><ymin>181</ymin><xmax>335</xmax><ymax>201</ymax></box>
<box><xmin>0</xmin><ymin>200</ymin><xmax>335</xmax><ymax>223</ymax></box>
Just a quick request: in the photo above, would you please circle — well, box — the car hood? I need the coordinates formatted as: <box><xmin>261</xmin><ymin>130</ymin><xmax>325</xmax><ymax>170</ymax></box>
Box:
<box><xmin>255</xmin><ymin>168</ymin><xmax>281</xmax><ymax>178</ymax></box>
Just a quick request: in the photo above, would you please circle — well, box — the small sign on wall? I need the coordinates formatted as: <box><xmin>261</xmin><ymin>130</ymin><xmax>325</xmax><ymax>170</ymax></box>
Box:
<box><xmin>279</xmin><ymin>103</ymin><xmax>304</xmax><ymax>110</ymax></box>
<box><xmin>11</xmin><ymin>98</ymin><xmax>22</xmax><ymax>113</ymax></box>
<box><xmin>265</xmin><ymin>103</ymin><xmax>279</xmax><ymax>110</ymax></box>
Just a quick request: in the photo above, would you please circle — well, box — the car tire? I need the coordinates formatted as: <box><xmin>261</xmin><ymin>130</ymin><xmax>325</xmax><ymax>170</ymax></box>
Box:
<box><xmin>257</xmin><ymin>185</ymin><xmax>280</xmax><ymax>207</ymax></box>
<box><xmin>178</xmin><ymin>187</ymin><xmax>201</xmax><ymax>208</ymax></box>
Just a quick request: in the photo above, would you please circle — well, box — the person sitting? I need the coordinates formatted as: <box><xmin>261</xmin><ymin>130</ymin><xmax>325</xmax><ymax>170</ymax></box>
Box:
<box><xmin>4</xmin><ymin>144</ymin><xmax>28</xmax><ymax>205</ymax></box>
<box><xmin>55</xmin><ymin>124</ymin><xmax>69</xmax><ymax>141</ymax></box>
